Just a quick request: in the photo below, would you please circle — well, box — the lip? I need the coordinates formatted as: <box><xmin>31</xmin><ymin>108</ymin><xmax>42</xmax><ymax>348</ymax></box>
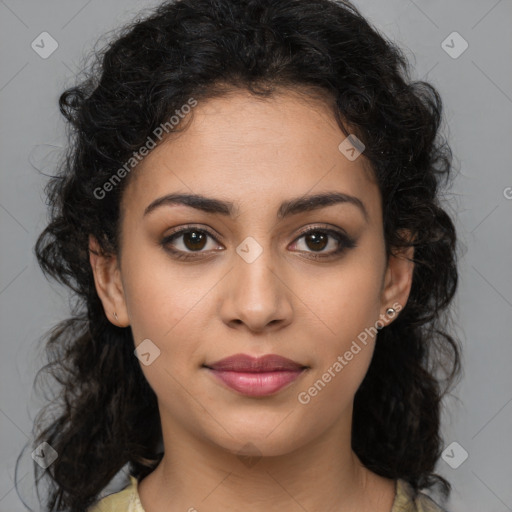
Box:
<box><xmin>206</xmin><ymin>353</ymin><xmax>306</xmax><ymax>372</ymax></box>
<box><xmin>203</xmin><ymin>353</ymin><xmax>308</xmax><ymax>397</ymax></box>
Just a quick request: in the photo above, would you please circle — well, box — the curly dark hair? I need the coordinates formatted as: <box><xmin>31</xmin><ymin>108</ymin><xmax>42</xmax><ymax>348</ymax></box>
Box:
<box><xmin>17</xmin><ymin>0</ymin><xmax>461</xmax><ymax>510</ymax></box>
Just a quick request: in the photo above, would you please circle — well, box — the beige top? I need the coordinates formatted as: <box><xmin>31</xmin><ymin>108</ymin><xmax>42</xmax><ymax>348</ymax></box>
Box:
<box><xmin>88</xmin><ymin>475</ymin><xmax>446</xmax><ymax>511</ymax></box>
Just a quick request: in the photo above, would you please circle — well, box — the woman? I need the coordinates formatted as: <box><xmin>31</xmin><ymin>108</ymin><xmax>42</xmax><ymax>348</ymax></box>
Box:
<box><xmin>22</xmin><ymin>0</ymin><xmax>461</xmax><ymax>510</ymax></box>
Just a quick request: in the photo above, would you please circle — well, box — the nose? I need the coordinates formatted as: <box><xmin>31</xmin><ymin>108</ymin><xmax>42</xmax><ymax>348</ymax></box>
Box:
<box><xmin>218</xmin><ymin>245</ymin><xmax>294</xmax><ymax>333</ymax></box>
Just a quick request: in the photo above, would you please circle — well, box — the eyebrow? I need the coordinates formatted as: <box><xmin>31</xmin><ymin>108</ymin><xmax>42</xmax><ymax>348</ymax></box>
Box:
<box><xmin>143</xmin><ymin>191</ymin><xmax>368</xmax><ymax>222</ymax></box>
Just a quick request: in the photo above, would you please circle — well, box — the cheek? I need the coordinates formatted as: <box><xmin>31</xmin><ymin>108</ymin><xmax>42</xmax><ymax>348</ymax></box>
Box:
<box><xmin>120</xmin><ymin>251</ymin><xmax>220</xmax><ymax>395</ymax></box>
<box><xmin>299</xmin><ymin>250</ymin><xmax>384</xmax><ymax>403</ymax></box>
<box><xmin>297</xmin><ymin>276</ymin><xmax>382</xmax><ymax>416</ymax></box>
<box><xmin>123</xmin><ymin>263</ymin><xmax>207</xmax><ymax>408</ymax></box>
<box><xmin>121</xmin><ymin>244</ymin><xmax>208</xmax><ymax>342</ymax></box>
<box><xmin>309</xmin><ymin>259</ymin><xmax>383</xmax><ymax>346</ymax></box>
<box><xmin>295</xmin><ymin>349</ymin><xmax>373</xmax><ymax>430</ymax></box>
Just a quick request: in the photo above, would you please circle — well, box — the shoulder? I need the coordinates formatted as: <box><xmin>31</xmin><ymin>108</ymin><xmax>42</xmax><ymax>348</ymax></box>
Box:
<box><xmin>392</xmin><ymin>479</ymin><xmax>448</xmax><ymax>512</ymax></box>
<box><xmin>87</xmin><ymin>475</ymin><xmax>145</xmax><ymax>512</ymax></box>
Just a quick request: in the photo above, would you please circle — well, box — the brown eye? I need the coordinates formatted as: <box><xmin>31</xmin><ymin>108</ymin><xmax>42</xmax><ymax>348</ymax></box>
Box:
<box><xmin>291</xmin><ymin>227</ymin><xmax>357</xmax><ymax>259</ymax></box>
<box><xmin>181</xmin><ymin>230</ymin><xmax>208</xmax><ymax>251</ymax></box>
<box><xmin>161</xmin><ymin>226</ymin><xmax>222</xmax><ymax>260</ymax></box>
<box><xmin>161</xmin><ymin>225</ymin><xmax>356</xmax><ymax>262</ymax></box>
<box><xmin>304</xmin><ymin>231</ymin><xmax>328</xmax><ymax>252</ymax></box>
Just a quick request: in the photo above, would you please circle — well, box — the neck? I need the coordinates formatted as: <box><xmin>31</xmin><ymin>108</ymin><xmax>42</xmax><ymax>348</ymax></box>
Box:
<box><xmin>138</xmin><ymin>410</ymin><xmax>396</xmax><ymax>512</ymax></box>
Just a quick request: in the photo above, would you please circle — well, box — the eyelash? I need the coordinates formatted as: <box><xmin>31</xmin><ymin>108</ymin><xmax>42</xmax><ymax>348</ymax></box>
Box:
<box><xmin>160</xmin><ymin>224</ymin><xmax>357</xmax><ymax>261</ymax></box>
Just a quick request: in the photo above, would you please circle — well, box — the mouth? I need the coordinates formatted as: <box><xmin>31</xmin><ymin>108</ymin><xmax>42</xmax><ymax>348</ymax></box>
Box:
<box><xmin>203</xmin><ymin>353</ymin><xmax>309</xmax><ymax>397</ymax></box>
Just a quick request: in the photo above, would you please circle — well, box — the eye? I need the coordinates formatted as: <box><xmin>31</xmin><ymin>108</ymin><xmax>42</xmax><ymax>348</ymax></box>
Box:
<box><xmin>289</xmin><ymin>226</ymin><xmax>357</xmax><ymax>259</ymax></box>
<box><xmin>161</xmin><ymin>226</ymin><xmax>222</xmax><ymax>259</ymax></box>
<box><xmin>161</xmin><ymin>224</ymin><xmax>357</xmax><ymax>261</ymax></box>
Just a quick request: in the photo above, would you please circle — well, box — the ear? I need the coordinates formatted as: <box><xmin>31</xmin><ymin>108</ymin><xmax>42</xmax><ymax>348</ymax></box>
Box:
<box><xmin>88</xmin><ymin>234</ymin><xmax>130</xmax><ymax>327</ymax></box>
<box><xmin>379</xmin><ymin>229</ymin><xmax>415</xmax><ymax>327</ymax></box>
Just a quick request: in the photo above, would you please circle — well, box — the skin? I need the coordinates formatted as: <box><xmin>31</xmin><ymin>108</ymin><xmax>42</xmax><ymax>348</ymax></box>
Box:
<box><xmin>89</xmin><ymin>88</ymin><xmax>414</xmax><ymax>512</ymax></box>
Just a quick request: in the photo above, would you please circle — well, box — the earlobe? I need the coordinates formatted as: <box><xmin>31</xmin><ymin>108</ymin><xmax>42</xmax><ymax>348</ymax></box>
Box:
<box><xmin>88</xmin><ymin>234</ymin><xmax>129</xmax><ymax>326</ymax></box>
<box><xmin>379</xmin><ymin>231</ymin><xmax>415</xmax><ymax>327</ymax></box>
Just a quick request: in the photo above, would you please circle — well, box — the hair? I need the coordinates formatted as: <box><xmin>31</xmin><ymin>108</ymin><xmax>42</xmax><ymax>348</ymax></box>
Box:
<box><xmin>18</xmin><ymin>0</ymin><xmax>461</xmax><ymax>510</ymax></box>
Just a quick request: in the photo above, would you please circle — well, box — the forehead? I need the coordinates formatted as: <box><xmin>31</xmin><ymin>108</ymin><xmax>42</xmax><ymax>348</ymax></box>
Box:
<box><xmin>121</xmin><ymin>88</ymin><xmax>380</xmax><ymax>223</ymax></box>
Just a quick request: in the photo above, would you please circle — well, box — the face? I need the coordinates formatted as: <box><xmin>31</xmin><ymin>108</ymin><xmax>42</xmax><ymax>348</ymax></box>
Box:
<box><xmin>89</xmin><ymin>88</ymin><xmax>413</xmax><ymax>458</ymax></box>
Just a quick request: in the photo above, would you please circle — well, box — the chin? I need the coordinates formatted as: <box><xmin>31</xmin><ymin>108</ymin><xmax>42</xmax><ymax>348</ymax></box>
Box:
<box><xmin>205</xmin><ymin>421</ymin><xmax>312</xmax><ymax>460</ymax></box>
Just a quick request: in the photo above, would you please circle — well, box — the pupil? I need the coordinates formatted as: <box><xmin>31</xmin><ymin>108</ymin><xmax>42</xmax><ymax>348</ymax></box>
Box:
<box><xmin>184</xmin><ymin>231</ymin><xmax>206</xmax><ymax>250</ymax></box>
<box><xmin>307</xmin><ymin>232</ymin><xmax>327</xmax><ymax>251</ymax></box>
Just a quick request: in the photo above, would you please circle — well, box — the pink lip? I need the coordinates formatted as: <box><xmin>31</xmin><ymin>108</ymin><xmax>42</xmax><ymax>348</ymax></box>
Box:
<box><xmin>204</xmin><ymin>354</ymin><xmax>308</xmax><ymax>397</ymax></box>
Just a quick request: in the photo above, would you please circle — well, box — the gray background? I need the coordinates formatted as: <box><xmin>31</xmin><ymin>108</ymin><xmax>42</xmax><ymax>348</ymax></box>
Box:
<box><xmin>1</xmin><ymin>0</ymin><xmax>511</xmax><ymax>510</ymax></box>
